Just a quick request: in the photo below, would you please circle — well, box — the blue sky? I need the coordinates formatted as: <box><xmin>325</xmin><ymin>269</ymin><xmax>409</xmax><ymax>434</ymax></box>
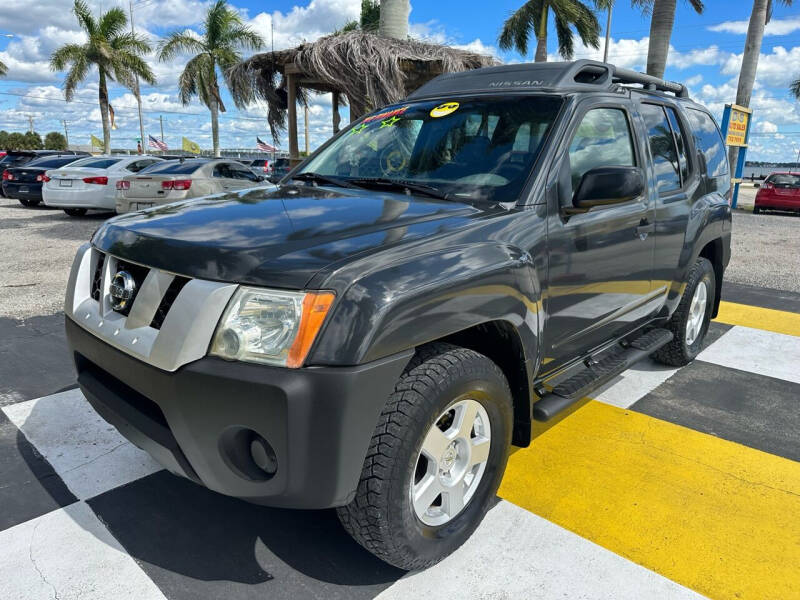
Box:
<box><xmin>1</xmin><ymin>0</ymin><xmax>798</xmax><ymax>161</ymax></box>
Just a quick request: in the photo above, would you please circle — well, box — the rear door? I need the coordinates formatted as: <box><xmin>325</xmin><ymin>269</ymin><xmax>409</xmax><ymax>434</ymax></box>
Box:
<box><xmin>211</xmin><ymin>163</ymin><xmax>240</xmax><ymax>191</ymax></box>
<box><xmin>543</xmin><ymin>99</ymin><xmax>657</xmax><ymax>368</ymax></box>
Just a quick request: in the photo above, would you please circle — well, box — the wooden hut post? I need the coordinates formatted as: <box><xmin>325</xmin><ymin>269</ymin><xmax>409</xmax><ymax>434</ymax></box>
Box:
<box><xmin>286</xmin><ymin>69</ymin><xmax>300</xmax><ymax>166</ymax></box>
<box><xmin>332</xmin><ymin>91</ymin><xmax>341</xmax><ymax>134</ymax></box>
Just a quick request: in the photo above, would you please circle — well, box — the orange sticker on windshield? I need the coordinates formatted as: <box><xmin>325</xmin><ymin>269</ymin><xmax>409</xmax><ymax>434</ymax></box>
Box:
<box><xmin>430</xmin><ymin>102</ymin><xmax>459</xmax><ymax>118</ymax></box>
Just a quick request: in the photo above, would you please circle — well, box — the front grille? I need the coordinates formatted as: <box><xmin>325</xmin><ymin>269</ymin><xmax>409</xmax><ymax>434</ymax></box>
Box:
<box><xmin>90</xmin><ymin>253</ymin><xmax>105</xmax><ymax>301</ymax></box>
<box><xmin>150</xmin><ymin>276</ymin><xmax>190</xmax><ymax>329</ymax></box>
<box><xmin>114</xmin><ymin>259</ymin><xmax>151</xmax><ymax>316</ymax></box>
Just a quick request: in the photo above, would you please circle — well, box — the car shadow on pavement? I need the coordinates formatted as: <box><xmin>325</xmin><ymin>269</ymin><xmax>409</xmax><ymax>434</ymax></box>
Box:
<box><xmin>85</xmin><ymin>470</ymin><xmax>404</xmax><ymax>598</ymax></box>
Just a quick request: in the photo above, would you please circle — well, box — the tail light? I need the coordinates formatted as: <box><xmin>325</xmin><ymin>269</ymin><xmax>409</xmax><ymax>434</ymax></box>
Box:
<box><xmin>3</xmin><ymin>170</ymin><xmax>13</xmax><ymax>181</ymax></box>
<box><xmin>162</xmin><ymin>179</ymin><xmax>192</xmax><ymax>190</ymax></box>
<box><xmin>37</xmin><ymin>174</ymin><xmax>50</xmax><ymax>182</ymax></box>
<box><xmin>83</xmin><ymin>176</ymin><xmax>108</xmax><ymax>185</ymax></box>
<box><xmin>263</xmin><ymin>161</ymin><xmax>270</xmax><ymax>172</ymax></box>
<box><xmin>116</xmin><ymin>180</ymin><xmax>130</xmax><ymax>190</ymax></box>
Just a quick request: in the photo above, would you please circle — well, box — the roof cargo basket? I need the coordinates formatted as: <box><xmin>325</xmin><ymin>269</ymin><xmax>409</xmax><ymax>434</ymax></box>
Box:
<box><xmin>407</xmin><ymin>59</ymin><xmax>688</xmax><ymax>100</ymax></box>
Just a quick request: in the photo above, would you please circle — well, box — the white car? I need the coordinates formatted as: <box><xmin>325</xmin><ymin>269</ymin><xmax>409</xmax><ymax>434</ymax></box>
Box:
<box><xmin>43</xmin><ymin>155</ymin><xmax>164</xmax><ymax>216</ymax></box>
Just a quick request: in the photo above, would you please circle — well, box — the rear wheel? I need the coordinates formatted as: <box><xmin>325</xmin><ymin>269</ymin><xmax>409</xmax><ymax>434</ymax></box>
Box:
<box><xmin>337</xmin><ymin>343</ymin><xmax>513</xmax><ymax>570</ymax></box>
<box><xmin>652</xmin><ymin>257</ymin><xmax>716</xmax><ymax>367</ymax></box>
<box><xmin>64</xmin><ymin>208</ymin><xmax>87</xmax><ymax>217</ymax></box>
<box><xmin>18</xmin><ymin>198</ymin><xmax>40</xmax><ymax>207</ymax></box>
<box><xmin>753</xmin><ymin>206</ymin><xmax>761</xmax><ymax>214</ymax></box>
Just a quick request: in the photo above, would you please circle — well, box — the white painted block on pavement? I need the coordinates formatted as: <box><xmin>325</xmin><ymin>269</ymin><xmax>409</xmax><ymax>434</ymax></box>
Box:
<box><xmin>0</xmin><ymin>501</ymin><xmax>166</xmax><ymax>600</ymax></box>
<box><xmin>698</xmin><ymin>325</ymin><xmax>800</xmax><ymax>385</ymax></box>
<box><xmin>592</xmin><ymin>358</ymin><xmax>679</xmax><ymax>409</ymax></box>
<box><xmin>376</xmin><ymin>500</ymin><xmax>704</xmax><ymax>600</ymax></box>
<box><xmin>2</xmin><ymin>388</ymin><xmax>161</xmax><ymax>499</ymax></box>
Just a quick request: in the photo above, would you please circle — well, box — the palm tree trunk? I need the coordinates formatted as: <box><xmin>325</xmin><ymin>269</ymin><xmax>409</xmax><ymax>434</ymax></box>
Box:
<box><xmin>379</xmin><ymin>0</ymin><xmax>409</xmax><ymax>40</ymax></box>
<box><xmin>98</xmin><ymin>70</ymin><xmax>111</xmax><ymax>154</ymax></box>
<box><xmin>535</xmin><ymin>3</ymin><xmax>548</xmax><ymax>62</ymax></box>
<box><xmin>210</xmin><ymin>99</ymin><xmax>220</xmax><ymax>157</ymax></box>
<box><xmin>646</xmin><ymin>0</ymin><xmax>677</xmax><ymax>78</ymax></box>
<box><xmin>729</xmin><ymin>0</ymin><xmax>768</xmax><ymax>170</ymax></box>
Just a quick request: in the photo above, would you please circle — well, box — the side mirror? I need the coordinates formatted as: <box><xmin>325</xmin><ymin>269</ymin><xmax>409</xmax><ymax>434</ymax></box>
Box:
<box><xmin>573</xmin><ymin>166</ymin><xmax>645</xmax><ymax>209</ymax></box>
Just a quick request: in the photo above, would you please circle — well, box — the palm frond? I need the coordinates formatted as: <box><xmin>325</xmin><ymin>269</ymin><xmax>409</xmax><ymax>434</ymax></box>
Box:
<box><xmin>498</xmin><ymin>0</ymin><xmax>542</xmax><ymax>56</ymax></box>
<box><xmin>72</xmin><ymin>0</ymin><xmax>97</xmax><ymax>36</ymax></box>
<box><xmin>110</xmin><ymin>32</ymin><xmax>153</xmax><ymax>56</ymax></box>
<box><xmin>98</xmin><ymin>7</ymin><xmax>128</xmax><ymax>40</ymax></box>
<box><xmin>50</xmin><ymin>43</ymin><xmax>87</xmax><ymax>72</ymax></box>
<box><xmin>158</xmin><ymin>31</ymin><xmax>207</xmax><ymax>62</ymax></box>
<box><xmin>791</xmin><ymin>76</ymin><xmax>800</xmax><ymax>100</ymax></box>
<box><xmin>571</xmin><ymin>0</ymin><xmax>601</xmax><ymax>49</ymax></box>
<box><xmin>205</xmin><ymin>0</ymin><xmax>240</xmax><ymax>48</ymax></box>
<box><xmin>113</xmin><ymin>51</ymin><xmax>157</xmax><ymax>87</ymax></box>
<box><xmin>0</xmin><ymin>59</ymin><xmax>6</xmax><ymax>77</ymax></box>
<box><xmin>554</xmin><ymin>12</ymin><xmax>575</xmax><ymax>60</ymax></box>
<box><xmin>687</xmin><ymin>0</ymin><xmax>704</xmax><ymax>14</ymax></box>
<box><xmin>62</xmin><ymin>54</ymin><xmax>90</xmax><ymax>101</ymax></box>
<box><xmin>217</xmin><ymin>25</ymin><xmax>264</xmax><ymax>53</ymax></box>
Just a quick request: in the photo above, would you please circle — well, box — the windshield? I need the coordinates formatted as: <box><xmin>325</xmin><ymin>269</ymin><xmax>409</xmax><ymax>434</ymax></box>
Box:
<box><xmin>299</xmin><ymin>96</ymin><xmax>562</xmax><ymax>201</ymax></box>
<box><xmin>766</xmin><ymin>174</ymin><xmax>800</xmax><ymax>187</ymax></box>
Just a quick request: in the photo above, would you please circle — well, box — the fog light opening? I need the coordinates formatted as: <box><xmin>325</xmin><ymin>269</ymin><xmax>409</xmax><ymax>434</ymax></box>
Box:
<box><xmin>218</xmin><ymin>427</ymin><xmax>278</xmax><ymax>481</ymax></box>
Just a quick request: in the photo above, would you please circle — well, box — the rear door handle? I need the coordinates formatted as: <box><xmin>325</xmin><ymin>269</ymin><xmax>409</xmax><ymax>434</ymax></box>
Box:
<box><xmin>636</xmin><ymin>220</ymin><xmax>655</xmax><ymax>239</ymax></box>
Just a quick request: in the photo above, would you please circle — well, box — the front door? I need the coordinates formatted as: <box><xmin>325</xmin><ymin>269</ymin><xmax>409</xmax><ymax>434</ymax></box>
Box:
<box><xmin>542</xmin><ymin>102</ymin><xmax>658</xmax><ymax>370</ymax></box>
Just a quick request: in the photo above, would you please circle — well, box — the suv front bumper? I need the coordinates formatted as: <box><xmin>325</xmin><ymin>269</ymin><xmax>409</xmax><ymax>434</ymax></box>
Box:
<box><xmin>66</xmin><ymin>316</ymin><xmax>412</xmax><ymax>509</ymax></box>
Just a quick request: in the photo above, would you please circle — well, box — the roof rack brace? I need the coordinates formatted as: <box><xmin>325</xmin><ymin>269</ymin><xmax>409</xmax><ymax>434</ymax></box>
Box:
<box><xmin>612</xmin><ymin>66</ymin><xmax>688</xmax><ymax>98</ymax></box>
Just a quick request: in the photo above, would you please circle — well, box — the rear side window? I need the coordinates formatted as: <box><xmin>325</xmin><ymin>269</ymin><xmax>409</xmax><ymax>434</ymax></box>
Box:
<box><xmin>145</xmin><ymin>161</ymin><xmax>204</xmax><ymax>175</ymax></box>
<box><xmin>212</xmin><ymin>164</ymin><xmax>233</xmax><ymax>178</ymax></box>
<box><xmin>665</xmin><ymin>108</ymin><xmax>689</xmax><ymax>183</ymax></box>
<box><xmin>68</xmin><ymin>158</ymin><xmax>123</xmax><ymax>169</ymax></box>
<box><xmin>640</xmin><ymin>103</ymin><xmax>681</xmax><ymax>194</ymax></box>
<box><xmin>568</xmin><ymin>108</ymin><xmax>635</xmax><ymax>189</ymax></box>
<box><xmin>685</xmin><ymin>108</ymin><xmax>729</xmax><ymax>178</ymax></box>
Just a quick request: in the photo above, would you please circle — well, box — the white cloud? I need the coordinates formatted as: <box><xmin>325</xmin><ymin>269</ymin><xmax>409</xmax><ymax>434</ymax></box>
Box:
<box><xmin>721</xmin><ymin>45</ymin><xmax>800</xmax><ymax>88</ymax></box>
<box><xmin>754</xmin><ymin>120</ymin><xmax>779</xmax><ymax>133</ymax></box>
<box><xmin>708</xmin><ymin>15</ymin><xmax>800</xmax><ymax>36</ymax></box>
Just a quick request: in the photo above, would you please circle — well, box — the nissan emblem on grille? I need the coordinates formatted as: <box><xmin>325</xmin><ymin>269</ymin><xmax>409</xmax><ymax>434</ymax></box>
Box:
<box><xmin>109</xmin><ymin>270</ymin><xmax>137</xmax><ymax>311</ymax></box>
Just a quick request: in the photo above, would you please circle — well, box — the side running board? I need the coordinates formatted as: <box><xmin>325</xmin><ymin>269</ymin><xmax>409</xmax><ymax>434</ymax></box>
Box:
<box><xmin>532</xmin><ymin>328</ymin><xmax>673</xmax><ymax>422</ymax></box>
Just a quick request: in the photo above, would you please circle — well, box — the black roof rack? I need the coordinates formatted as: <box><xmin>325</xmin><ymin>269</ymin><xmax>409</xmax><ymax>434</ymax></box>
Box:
<box><xmin>407</xmin><ymin>59</ymin><xmax>688</xmax><ymax>100</ymax></box>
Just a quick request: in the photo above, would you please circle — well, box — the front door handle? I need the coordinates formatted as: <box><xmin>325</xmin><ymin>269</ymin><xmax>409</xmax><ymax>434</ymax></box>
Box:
<box><xmin>636</xmin><ymin>219</ymin><xmax>655</xmax><ymax>239</ymax></box>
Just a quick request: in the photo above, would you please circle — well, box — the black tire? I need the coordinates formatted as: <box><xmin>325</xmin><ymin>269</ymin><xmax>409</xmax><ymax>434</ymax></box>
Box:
<box><xmin>753</xmin><ymin>206</ymin><xmax>761</xmax><ymax>214</ymax></box>
<box><xmin>652</xmin><ymin>257</ymin><xmax>716</xmax><ymax>367</ymax></box>
<box><xmin>337</xmin><ymin>343</ymin><xmax>513</xmax><ymax>570</ymax></box>
<box><xmin>64</xmin><ymin>208</ymin><xmax>88</xmax><ymax>217</ymax></box>
<box><xmin>19</xmin><ymin>198</ymin><xmax>40</xmax><ymax>207</ymax></box>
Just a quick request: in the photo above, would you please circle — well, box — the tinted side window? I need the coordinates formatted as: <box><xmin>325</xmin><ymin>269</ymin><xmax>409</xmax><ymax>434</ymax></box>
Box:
<box><xmin>212</xmin><ymin>164</ymin><xmax>232</xmax><ymax>178</ymax></box>
<box><xmin>231</xmin><ymin>166</ymin><xmax>259</xmax><ymax>181</ymax></box>
<box><xmin>665</xmin><ymin>107</ymin><xmax>689</xmax><ymax>183</ymax></box>
<box><xmin>685</xmin><ymin>108</ymin><xmax>729</xmax><ymax>178</ymax></box>
<box><xmin>640</xmin><ymin>103</ymin><xmax>681</xmax><ymax>194</ymax></box>
<box><xmin>568</xmin><ymin>108</ymin><xmax>635</xmax><ymax>189</ymax></box>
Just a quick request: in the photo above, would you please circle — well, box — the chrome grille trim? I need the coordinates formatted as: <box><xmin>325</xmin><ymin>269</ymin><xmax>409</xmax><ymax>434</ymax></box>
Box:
<box><xmin>65</xmin><ymin>243</ymin><xmax>238</xmax><ymax>372</ymax></box>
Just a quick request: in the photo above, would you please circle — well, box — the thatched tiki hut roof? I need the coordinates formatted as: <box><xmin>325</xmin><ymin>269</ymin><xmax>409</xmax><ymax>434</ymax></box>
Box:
<box><xmin>227</xmin><ymin>31</ymin><xmax>498</xmax><ymax>163</ymax></box>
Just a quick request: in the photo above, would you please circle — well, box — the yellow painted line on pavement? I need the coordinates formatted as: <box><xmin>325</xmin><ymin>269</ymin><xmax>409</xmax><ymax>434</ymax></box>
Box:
<box><xmin>715</xmin><ymin>301</ymin><xmax>800</xmax><ymax>337</ymax></box>
<box><xmin>499</xmin><ymin>401</ymin><xmax>800</xmax><ymax>600</ymax></box>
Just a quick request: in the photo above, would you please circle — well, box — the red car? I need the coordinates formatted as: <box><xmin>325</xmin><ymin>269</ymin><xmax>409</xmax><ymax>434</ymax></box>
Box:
<box><xmin>754</xmin><ymin>172</ymin><xmax>800</xmax><ymax>214</ymax></box>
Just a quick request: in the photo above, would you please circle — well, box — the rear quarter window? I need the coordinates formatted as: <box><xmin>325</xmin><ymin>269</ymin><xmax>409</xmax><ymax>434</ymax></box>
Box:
<box><xmin>685</xmin><ymin>108</ymin><xmax>729</xmax><ymax>178</ymax></box>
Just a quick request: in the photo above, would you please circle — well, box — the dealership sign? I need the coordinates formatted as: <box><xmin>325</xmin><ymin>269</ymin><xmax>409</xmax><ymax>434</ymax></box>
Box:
<box><xmin>724</xmin><ymin>104</ymin><xmax>752</xmax><ymax>147</ymax></box>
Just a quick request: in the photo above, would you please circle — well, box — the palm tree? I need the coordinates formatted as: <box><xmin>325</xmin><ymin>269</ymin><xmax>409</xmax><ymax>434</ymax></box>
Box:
<box><xmin>0</xmin><ymin>59</ymin><xmax>7</xmax><ymax>77</ymax></box>
<box><xmin>379</xmin><ymin>0</ymin><xmax>409</xmax><ymax>39</ymax></box>
<box><xmin>791</xmin><ymin>77</ymin><xmax>800</xmax><ymax>100</ymax></box>
<box><xmin>728</xmin><ymin>0</ymin><xmax>792</xmax><ymax>169</ymax></box>
<box><xmin>633</xmin><ymin>0</ymin><xmax>704</xmax><ymax>78</ymax></box>
<box><xmin>158</xmin><ymin>0</ymin><xmax>263</xmax><ymax>157</ymax></box>
<box><xmin>498</xmin><ymin>0</ymin><xmax>601</xmax><ymax>63</ymax></box>
<box><xmin>50</xmin><ymin>0</ymin><xmax>155</xmax><ymax>154</ymax></box>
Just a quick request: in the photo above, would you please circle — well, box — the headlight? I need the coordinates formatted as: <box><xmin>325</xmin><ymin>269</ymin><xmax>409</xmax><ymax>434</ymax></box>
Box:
<box><xmin>209</xmin><ymin>287</ymin><xmax>335</xmax><ymax>368</ymax></box>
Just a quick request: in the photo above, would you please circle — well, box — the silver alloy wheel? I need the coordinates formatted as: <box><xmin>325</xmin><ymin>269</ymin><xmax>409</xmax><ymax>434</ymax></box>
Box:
<box><xmin>685</xmin><ymin>280</ymin><xmax>708</xmax><ymax>346</ymax></box>
<box><xmin>410</xmin><ymin>398</ymin><xmax>491</xmax><ymax>526</ymax></box>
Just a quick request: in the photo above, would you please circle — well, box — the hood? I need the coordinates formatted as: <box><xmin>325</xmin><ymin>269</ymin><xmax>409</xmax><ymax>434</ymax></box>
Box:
<box><xmin>92</xmin><ymin>185</ymin><xmax>491</xmax><ymax>289</ymax></box>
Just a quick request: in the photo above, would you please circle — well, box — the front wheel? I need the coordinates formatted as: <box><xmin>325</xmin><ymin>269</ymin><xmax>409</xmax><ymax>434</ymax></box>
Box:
<box><xmin>64</xmin><ymin>208</ymin><xmax>88</xmax><ymax>217</ymax></box>
<box><xmin>753</xmin><ymin>206</ymin><xmax>761</xmax><ymax>214</ymax></box>
<box><xmin>652</xmin><ymin>257</ymin><xmax>716</xmax><ymax>367</ymax></box>
<box><xmin>337</xmin><ymin>343</ymin><xmax>513</xmax><ymax>570</ymax></box>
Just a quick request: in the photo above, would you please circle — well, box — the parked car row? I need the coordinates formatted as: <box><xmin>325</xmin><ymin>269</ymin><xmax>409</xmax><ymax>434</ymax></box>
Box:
<box><xmin>1</xmin><ymin>152</ymin><xmax>276</xmax><ymax>217</ymax></box>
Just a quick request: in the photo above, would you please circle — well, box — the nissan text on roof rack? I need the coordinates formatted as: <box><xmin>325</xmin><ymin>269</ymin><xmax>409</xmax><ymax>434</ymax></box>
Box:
<box><xmin>64</xmin><ymin>60</ymin><xmax>732</xmax><ymax>570</ymax></box>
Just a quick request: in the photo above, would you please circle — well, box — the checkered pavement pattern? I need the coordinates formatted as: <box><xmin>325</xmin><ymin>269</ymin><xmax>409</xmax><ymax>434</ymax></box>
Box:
<box><xmin>1</xmin><ymin>287</ymin><xmax>798</xmax><ymax>600</ymax></box>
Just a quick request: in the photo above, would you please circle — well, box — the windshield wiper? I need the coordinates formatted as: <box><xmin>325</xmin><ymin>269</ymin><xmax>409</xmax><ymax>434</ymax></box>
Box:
<box><xmin>348</xmin><ymin>177</ymin><xmax>450</xmax><ymax>200</ymax></box>
<box><xmin>290</xmin><ymin>172</ymin><xmax>359</xmax><ymax>189</ymax></box>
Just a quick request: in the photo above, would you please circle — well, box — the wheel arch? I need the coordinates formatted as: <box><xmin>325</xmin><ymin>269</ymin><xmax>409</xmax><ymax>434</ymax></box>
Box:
<box><xmin>435</xmin><ymin>320</ymin><xmax>534</xmax><ymax>447</ymax></box>
<box><xmin>698</xmin><ymin>237</ymin><xmax>724</xmax><ymax>318</ymax></box>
